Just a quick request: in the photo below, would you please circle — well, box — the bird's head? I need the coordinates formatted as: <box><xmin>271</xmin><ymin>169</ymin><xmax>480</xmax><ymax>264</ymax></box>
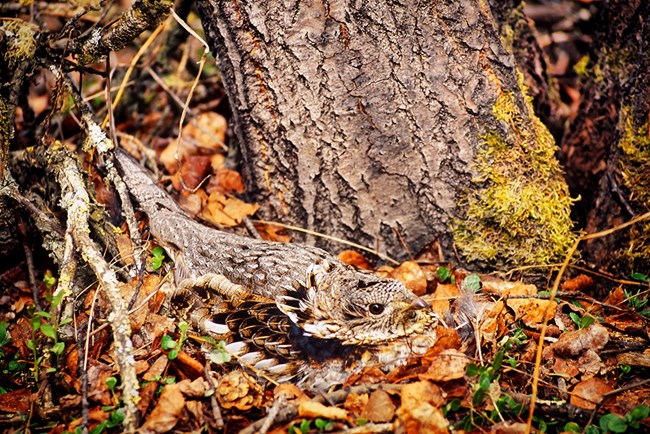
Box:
<box><xmin>277</xmin><ymin>261</ymin><xmax>438</xmax><ymax>345</ymax></box>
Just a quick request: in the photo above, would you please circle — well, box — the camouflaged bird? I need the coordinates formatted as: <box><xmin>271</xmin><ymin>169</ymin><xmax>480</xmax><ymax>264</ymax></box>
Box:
<box><xmin>114</xmin><ymin>149</ymin><xmax>439</xmax><ymax>389</ymax></box>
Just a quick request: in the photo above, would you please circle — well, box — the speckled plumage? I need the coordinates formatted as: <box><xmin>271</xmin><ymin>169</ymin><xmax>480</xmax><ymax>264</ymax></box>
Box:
<box><xmin>115</xmin><ymin>150</ymin><xmax>439</xmax><ymax>389</ymax></box>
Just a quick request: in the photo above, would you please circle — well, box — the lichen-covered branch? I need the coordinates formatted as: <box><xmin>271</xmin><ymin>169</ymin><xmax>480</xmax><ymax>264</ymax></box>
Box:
<box><xmin>76</xmin><ymin>0</ymin><xmax>173</xmax><ymax>65</ymax></box>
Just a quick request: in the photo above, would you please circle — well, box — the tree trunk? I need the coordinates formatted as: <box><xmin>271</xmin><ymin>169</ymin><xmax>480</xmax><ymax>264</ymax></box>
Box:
<box><xmin>195</xmin><ymin>0</ymin><xmax>575</xmax><ymax>267</ymax></box>
<box><xmin>561</xmin><ymin>0</ymin><xmax>650</xmax><ymax>273</ymax></box>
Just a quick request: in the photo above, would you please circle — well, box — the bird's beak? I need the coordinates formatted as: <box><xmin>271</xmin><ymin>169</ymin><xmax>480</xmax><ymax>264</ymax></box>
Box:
<box><xmin>410</xmin><ymin>297</ymin><xmax>430</xmax><ymax>309</ymax></box>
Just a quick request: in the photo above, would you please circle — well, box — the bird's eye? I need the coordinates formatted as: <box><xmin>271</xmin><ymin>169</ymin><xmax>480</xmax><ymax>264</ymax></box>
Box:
<box><xmin>369</xmin><ymin>303</ymin><xmax>385</xmax><ymax>315</ymax></box>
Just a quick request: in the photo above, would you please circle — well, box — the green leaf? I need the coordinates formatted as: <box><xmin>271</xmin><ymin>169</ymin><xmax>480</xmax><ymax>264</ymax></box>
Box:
<box><xmin>314</xmin><ymin>418</ymin><xmax>333</xmax><ymax>430</ymax></box>
<box><xmin>151</xmin><ymin>246</ymin><xmax>166</xmax><ymax>270</ymax></box>
<box><xmin>34</xmin><ymin>311</ymin><xmax>52</xmax><ymax>319</ymax></box>
<box><xmin>26</xmin><ymin>339</ymin><xmax>36</xmax><ymax>351</ymax></box>
<box><xmin>168</xmin><ymin>349</ymin><xmax>179</xmax><ymax>360</ymax></box>
<box><xmin>209</xmin><ymin>348</ymin><xmax>231</xmax><ymax>364</ymax></box>
<box><xmin>43</xmin><ymin>273</ymin><xmax>57</xmax><ymax>289</ymax></box>
<box><xmin>178</xmin><ymin>321</ymin><xmax>188</xmax><ymax>333</ymax></box>
<box><xmin>630</xmin><ymin>405</ymin><xmax>649</xmax><ymax>421</ymax></box>
<box><xmin>492</xmin><ymin>350</ymin><xmax>504</xmax><ymax>372</ymax></box>
<box><xmin>31</xmin><ymin>316</ymin><xmax>42</xmax><ymax>331</ymax></box>
<box><xmin>631</xmin><ymin>272</ymin><xmax>649</xmax><ymax>283</ymax></box>
<box><xmin>40</xmin><ymin>324</ymin><xmax>57</xmax><ymax>340</ymax></box>
<box><xmin>580</xmin><ymin>315</ymin><xmax>595</xmax><ymax>329</ymax></box>
<box><xmin>569</xmin><ymin>312</ymin><xmax>581</xmax><ymax>326</ymax></box>
<box><xmin>161</xmin><ymin>335</ymin><xmax>177</xmax><ymax>350</ymax></box>
<box><xmin>106</xmin><ymin>376</ymin><xmax>117</xmax><ymax>391</ymax></box>
<box><xmin>0</xmin><ymin>322</ymin><xmax>10</xmax><ymax>346</ymax></box>
<box><xmin>299</xmin><ymin>419</ymin><xmax>311</xmax><ymax>433</ymax></box>
<box><xmin>508</xmin><ymin>356</ymin><xmax>518</xmax><ymax>368</ymax></box>
<box><xmin>437</xmin><ymin>267</ymin><xmax>451</xmax><ymax>282</ymax></box>
<box><xmin>600</xmin><ymin>413</ymin><xmax>627</xmax><ymax>433</ymax></box>
<box><xmin>356</xmin><ymin>418</ymin><xmax>368</xmax><ymax>426</ymax></box>
<box><xmin>564</xmin><ymin>422</ymin><xmax>581</xmax><ymax>433</ymax></box>
<box><xmin>466</xmin><ymin>363</ymin><xmax>479</xmax><ymax>376</ymax></box>
<box><xmin>462</xmin><ymin>274</ymin><xmax>482</xmax><ymax>293</ymax></box>
<box><xmin>478</xmin><ymin>373</ymin><xmax>491</xmax><ymax>391</ymax></box>
<box><xmin>60</xmin><ymin>317</ymin><xmax>73</xmax><ymax>326</ymax></box>
<box><xmin>51</xmin><ymin>342</ymin><xmax>65</xmax><ymax>356</ymax></box>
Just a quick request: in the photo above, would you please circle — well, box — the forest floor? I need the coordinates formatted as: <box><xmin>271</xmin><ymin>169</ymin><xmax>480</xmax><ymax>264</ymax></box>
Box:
<box><xmin>0</xmin><ymin>1</ymin><xmax>649</xmax><ymax>433</ymax></box>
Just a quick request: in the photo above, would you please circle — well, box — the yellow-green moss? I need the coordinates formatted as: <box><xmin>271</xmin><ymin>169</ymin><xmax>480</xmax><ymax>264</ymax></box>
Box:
<box><xmin>618</xmin><ymin>106</ymin><xmax>650</xmax><ymax>268</ymax></box>
<box><xmin>453</xmin><ymin>73</ymin><xmax>577</xmax><ymax>267</ymax></box>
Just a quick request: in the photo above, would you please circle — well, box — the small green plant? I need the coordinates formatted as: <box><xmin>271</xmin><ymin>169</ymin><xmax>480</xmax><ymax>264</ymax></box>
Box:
<box><xmin>288</xmin><ymin>418</ymin><xmax>333</xmax><ymax>433</ymax></box>
<box><xmin>208</xmin><ymin>340</ymin><xmax>232</xmax><ymax>364</ymax></box>
<box><xmin>564</xmin><ymin>405</ymin><xmax>649</xmax><ymax>434</ymax></box>
<box><xmin>569</xmin><ymin>312</ymin><xmax>596</xmax><ymax>329</ymax></box>
<box><xmin>160</xmin><ymin>321</ymin><xmax>189</xmax><ymax>360</ymax></box>
<box><xmin>437</xmin><ymin>266</ymin><xmax>455</xmax><ymax>284</ymax></box>
<box><xmin>624</xmin><ymin>287</ymin><xmax>650</xmax><ymax>317</ymax></box>
<box><xmin>151</xmin><ymin>246</ymin><xmax>166</xmax><ymax>270</ymax></box>
<box><xmin>462</xmin><ymin>274</ymin><xmax>482</xmax><ymax>293</ymax></box>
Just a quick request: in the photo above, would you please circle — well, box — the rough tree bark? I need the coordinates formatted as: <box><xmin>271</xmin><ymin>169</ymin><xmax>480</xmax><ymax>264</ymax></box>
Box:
<box><xmin>195</xmin><ymin>0</ymin><xmax>576</xmax><ymax>267</ymax></box>
<box><xmin>561</xmin><ymin>0</ymin><xmax>650</xmax><ymax>273</ymax></box>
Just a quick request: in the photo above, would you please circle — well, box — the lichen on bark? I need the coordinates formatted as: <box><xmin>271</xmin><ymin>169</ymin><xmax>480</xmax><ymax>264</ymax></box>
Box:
<box><xmin>453</xmin><ymin>73</ymin><xmax>577</xmax><ymax>267</ymax></box>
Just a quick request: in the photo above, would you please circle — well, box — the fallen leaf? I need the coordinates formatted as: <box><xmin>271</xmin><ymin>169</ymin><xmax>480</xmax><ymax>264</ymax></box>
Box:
<box><xmin>396</xmin><ymin>382</ymin><xmax>448</xmax><ymax>434</ymax></box>
<box><xmin>183</xmin><ymin>112</ymin><xmax>227</xmax><ymax>150</ymax></box>
<box><xmin>140</xmin><ymin>382</ymin><xmax>185</xmax><ymax>433</ymax></box>
<box><xmin>570</xmin><ymin>378</ymin><xmax>613</xmax><ymax>410</ymax></box>
<box><xmin>420</xmin><ymin>349</ymin><xmax>469</xmax><ymax>382</ymax></box>
<box><xmin>552</xmin><ymin>323</ymin><xmax>609</xmax><ymax>357</ymax></box>
<box><xmin>561</xmin><ymin>274</ymin><xmax>594</xmax><ymax>292</ymax></box>
<box><xmin>390</xmin><ymin>261</ymin><xmax>428</xmax><ymax>296</ymax></box>
<box><xmin>0</xmin><ymin>388</ymin><xmax>32</xmax><ymax>413</ymax></box>
<box><xmin>343</xmin><ymin>392</ymin><xmax>369</xmax><ymax>416</ymax></box>
<box><xmin>172</xmin><ymin>155</ymin><xmax>212</xmax><ymax>191</ymax></box>
<box><xmin>202</xmin><ymin>192</ymin><xmax>259</xmax><ymax>227</ymax></box>
<box><xmin>298</xmin><ymin>401</ymin><xmax>348</xmax><ymax>421</ymax></box>
<box><xmin>143</xmin><ymin>355</ymin><xmax>169</xmax><ymax>382</ymax></box>
<box><xmin>507</xmin><ymin>298</ymin><xmax>557</xmax><ymax>325</ymax></box>
<box><xmin>338</xmin><ymin>250</ymin><xmax>373</xmax><ymax>270</ymax></box>
<box><xmin>360</xmin><ymin>389</ymin><xmax>395</xmax><ymax>422</ymax></box>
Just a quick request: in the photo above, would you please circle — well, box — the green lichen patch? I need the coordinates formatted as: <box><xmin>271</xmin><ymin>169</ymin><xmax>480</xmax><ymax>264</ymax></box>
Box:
<box><xmin>1</xmin><ymin>20</ymin><xmax>36</xmax><ymax>67</ymax></box>
<box><xmin>453</xmin><ymin>74</ymin><xmax>577</xmax><ymax>267</ymax></box>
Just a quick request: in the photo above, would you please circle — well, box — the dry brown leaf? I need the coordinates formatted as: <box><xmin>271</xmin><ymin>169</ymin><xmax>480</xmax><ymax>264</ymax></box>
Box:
<box><xmin>183</xmin><ymin>112</ymin><xmax>227</xmax><ymax>150</ymax></box>
<box><xmin>570</xmin><ymin>377</ymin><xmax>614</xmax><ymax>410</ymax></box>
<box><xmin>428</xmin><ymin>283</ymin><xmax>459</xmax><ymax>317</ymax></box>
<box><xmin>0</xmin><ymin>388</ymin><xmax>32</xmax><ymax>413</ymax></box>
<box><xmin>507</xmin><ymin>298</ymin><xmax>557</xmax><ymax>325</ymax></box>
<box><xmin>86</xmin><ymin>362</ymin><xmax>115</xmax><ymax>406</ymax></box>
<box><xmin>177</xmin><ymin>377</ymin><xmax>210</xmax><ymax>398</ymax></box>
<box><xmin>390</xmin><ymin>261</ymin><xmax>428</xmax><ymax>296</ymax></box>
<box><xmin>360</xmin><ymin>389</ymin><xmax>395</xmax><ymax>423</ymax></box>
<box><xmin>202</xmin><ymin>192</ymin><xmax>259</xmax><ymax>227</ymax></box>
<box><xmin>338</xmin><ymin>250</ymin><xmax>373</xmax><ymax>270</ymax></box>
<box><xmin>254</xmin><ymin>222</ymin><xmax>293</xmax><ymax>242</ymax></box>
<box><xmin>482</xmin><ymin>280</ymin><xmax>537</xmax><ymax>296</ymax></box>
<box><xmin>343</xmin><ymin>392</ymin><xmax>369</xmax><ymax>416</ymax></box>
<box><xmin>143</xmin><ymin>355</ymin><xmax>169</xmax><ymax>382</ymax></box>
<box><xmin>561</xmin><ymin>274</ymin><xmax>594</xmax><ymax>292</ymax></box>
<box><xmin>274</xmin><ymin>383</ymin><xmax>310</xmax><ymax>404</ymax></box>
<box><xmin>216</xmin><ymin>370</ymin><xmax>263</xmax><ymax>410</ymax></box>
<box><xmin>212</xmin><ymin>167</ymin><xmax>245</xmax><ymax>194</ymax></box>
<box><xmin>420</xmin><ymin>349</ymin><xmax>469</xmax><ymax>382</ymax></box>
<box><xmin>298</xmin><ymin>401</ymin><xmax>348</xmax><ymax>421</ymax></box>
<box><xmin>551</xmin><ymin>357</ymin><xmax>580</xmax><ymax>379</ymax></box>
<box><xmin>552</xmin><ymin>323</ymin><xmax>609</xmax><ymax>357</ymax></box>
<box><xmin>137</xmin><ymin>381</ymin><xmax>159</xmax><ymax>417</ymax></box>
<box><xmin>171</xmin><ymin>155</ymin><xmax>212</xmax><ymax>191</ymax></box>
<box><xmin>177</xmin><ymin>191</ymin><xmax>205</xmax><ymax>216</ymax></box>
<box><xmin>115</xmin><ymin>232</ymin><xmax>135</xmax><ymax>266</ymax></box>
<box><xmin>140</xmin><ymin>383</ymin><xmax>185</xmax><ymax>433</ymax></box>
<box><xmin>397</xmin><ymin>382</ymin><xmax>448</xmax><ymax>434</ymax></box>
